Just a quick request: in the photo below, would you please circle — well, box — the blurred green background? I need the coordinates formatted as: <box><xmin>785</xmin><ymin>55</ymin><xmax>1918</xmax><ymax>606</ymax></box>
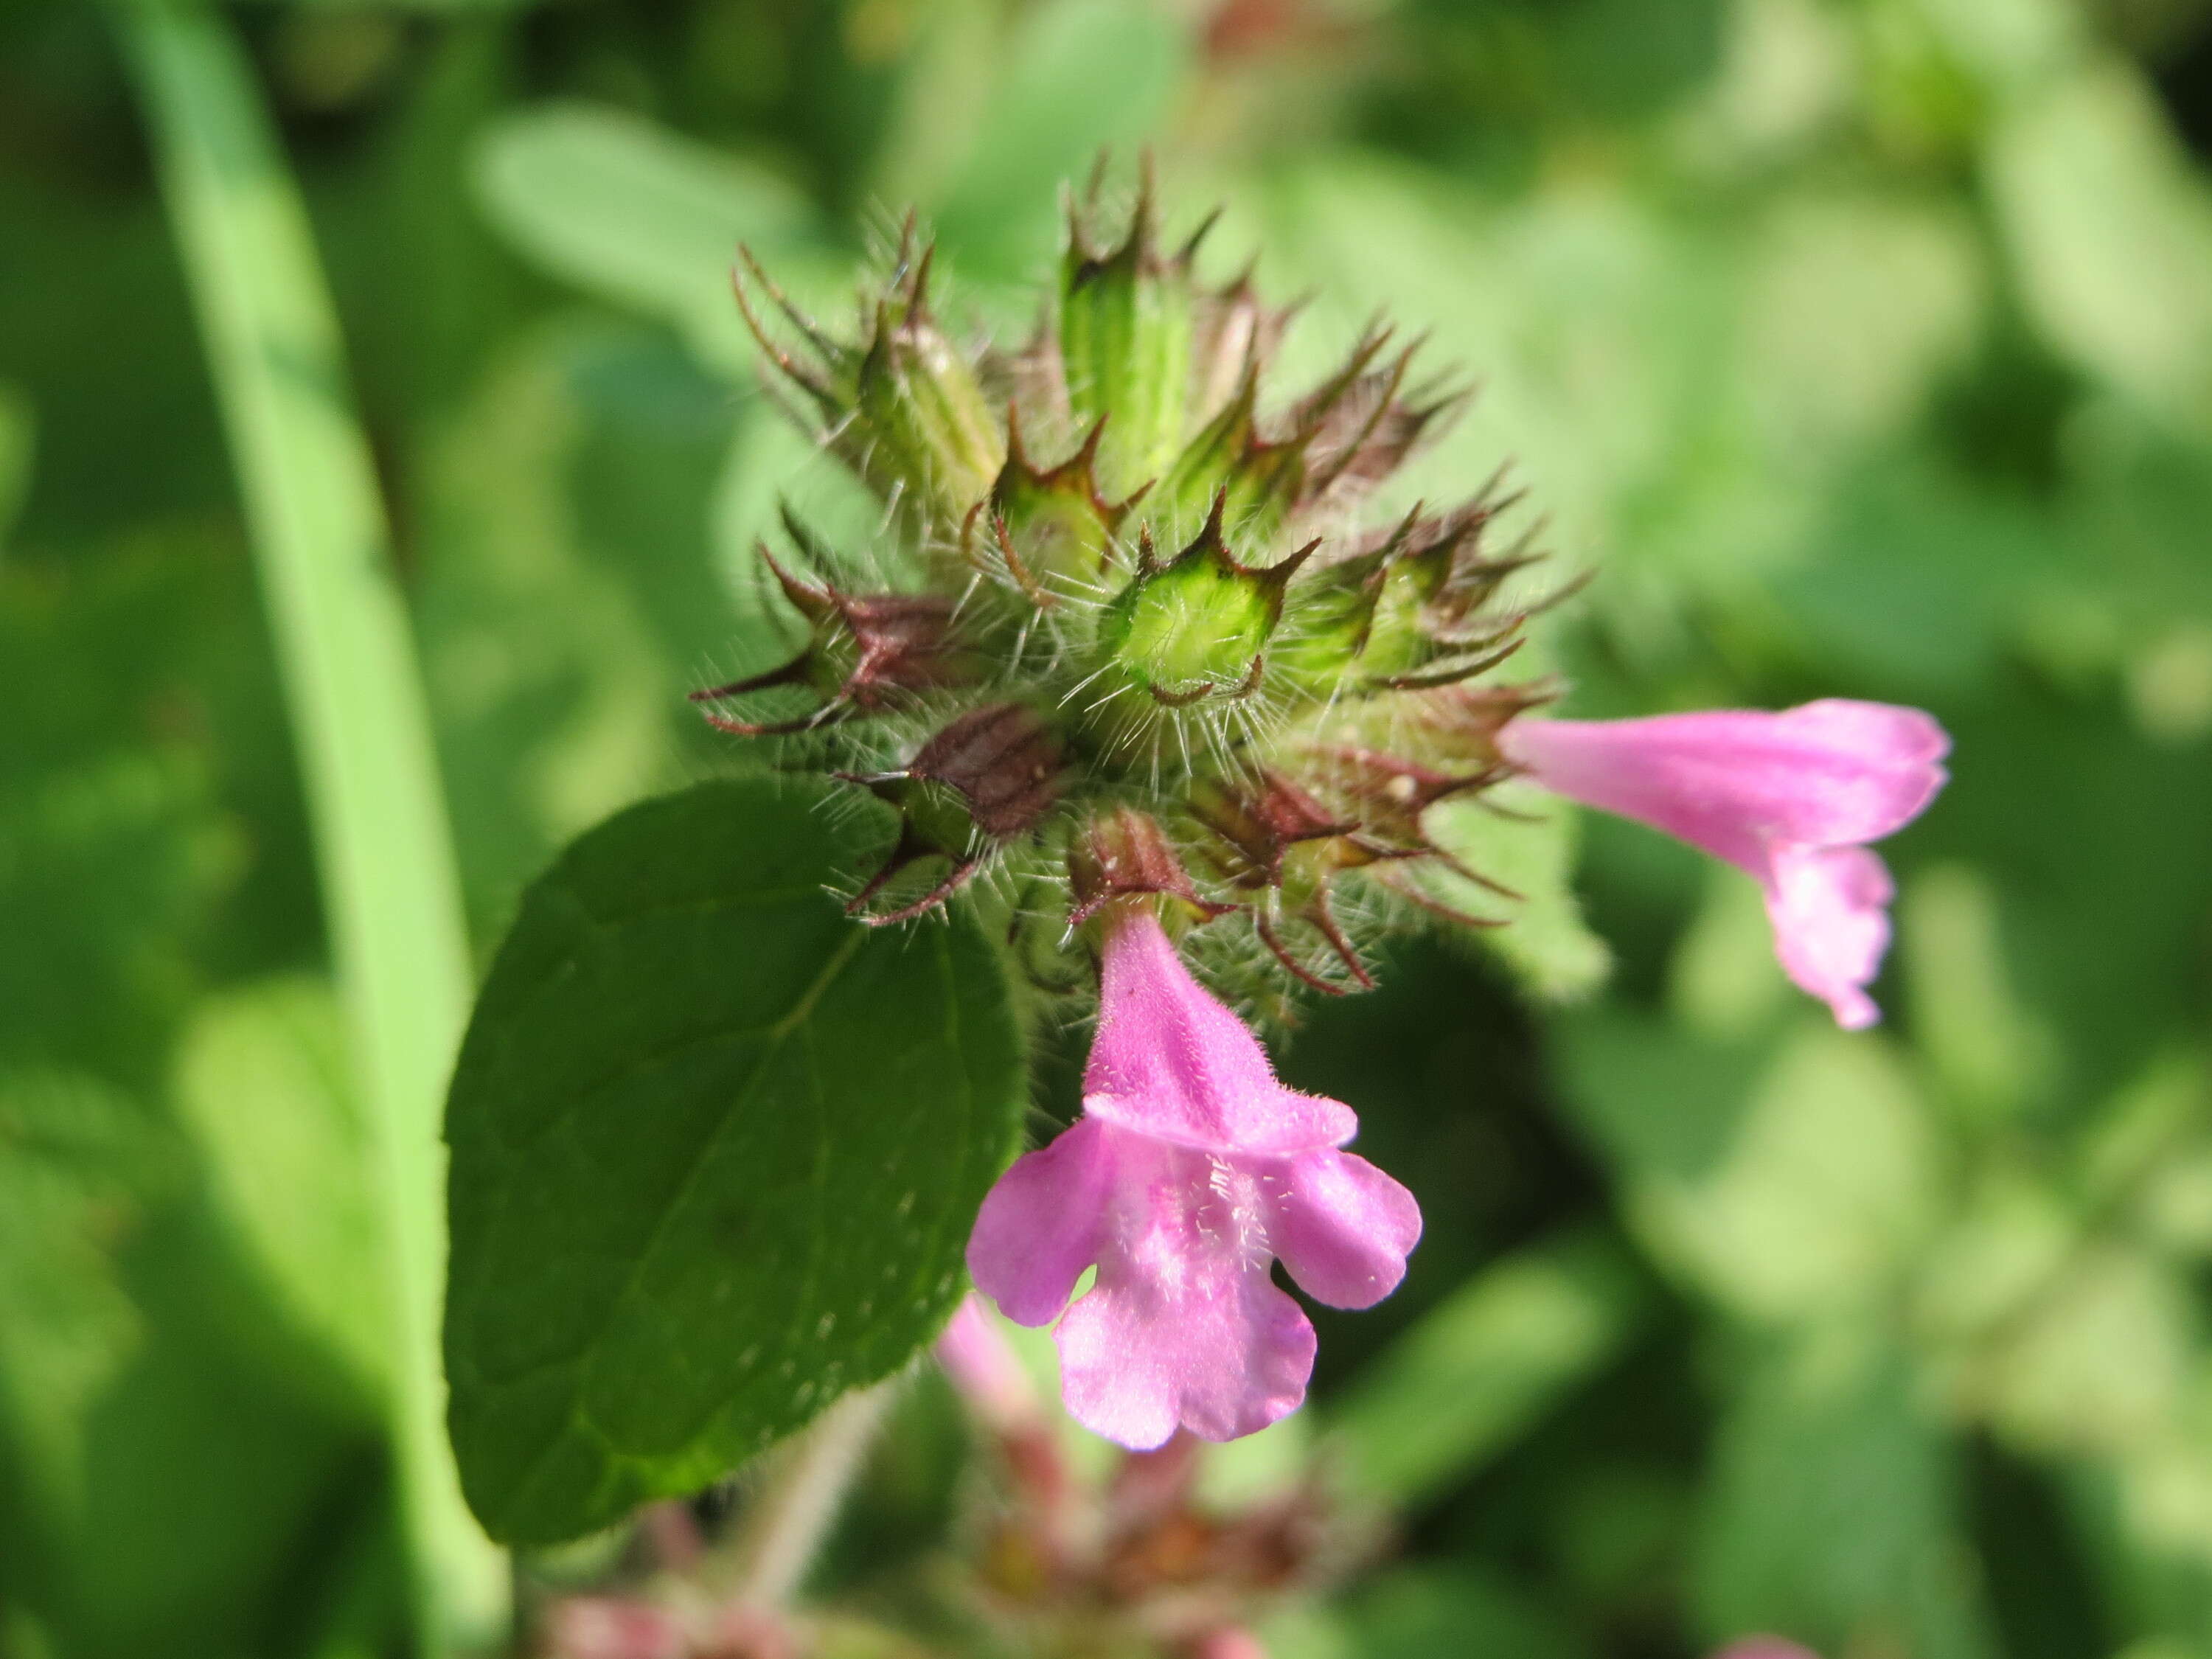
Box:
<box><xmin>5</xmin><ymin>0</ymin><xmax>2212</xmax><ymax>1655</ymax></box>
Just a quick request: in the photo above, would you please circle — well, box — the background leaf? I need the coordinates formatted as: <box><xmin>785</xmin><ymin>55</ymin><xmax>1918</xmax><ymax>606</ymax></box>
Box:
<box><xmin>0</xmin><ymin>1070</ymin><xmax>180</xmax><ymax>1527</ymax></box>
<box><xmin>1559</xmin><ymin>1013</ymin><xmax>1942</xmax><ymax>1322</ymax></box>
<box><xmin>470</xmin><ymin>102</ymin><xmax>838</xmax><ymax>375</ymax></box>
<box><xmin>1425</xmin><ymin>784</ymin><xmax>1611</xmax><ymax>1001</ymax></box>
<box><xmin>1985</xmin><ymin>60</ymin><xmax>2212</xmax><ymax>428</ymax></box>
<box><xmin>0</xmin><ymin>383</ymin><xmax>30</xmax><ymax>551</ymax></box>
<box><xmin>1695</xmin><ymin>1329</ymin><xmax>1997</xmax><ymax>1658</ymax></box>
<box><xmin>0</xmin><ymin>1068</ymin><xmax>385</xmax><ymax>1659</ymax></box>
<box><xmin>174</xmin><ymin>977</ymin><xmax>388</xmax><ymax>1404</ymax></box>
<box><xmin>919</xmin><ymin>0</ymin><xmax>1190</xmax><ymax>276</ymax></box>
<box><xmin>1329</xmin><ymin>1227</ymin><xmax>1649</xmax><ymax>1506</ymax></box>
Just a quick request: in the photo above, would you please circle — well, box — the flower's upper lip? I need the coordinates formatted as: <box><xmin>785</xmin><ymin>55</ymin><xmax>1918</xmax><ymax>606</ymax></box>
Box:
<box><xmin>1080</xmin><ymin>906</ymin><xmax>1363</xmax><ymax>1154</ymax></box>
<box><xmin>1081</xmin><ymin>1088</ymin><xmax>1355</xmax><ymax>1155</ymax></box>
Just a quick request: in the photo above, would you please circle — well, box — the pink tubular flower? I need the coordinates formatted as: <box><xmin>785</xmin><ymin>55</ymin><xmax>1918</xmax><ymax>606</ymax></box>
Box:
<box><xmin>967</xmin><ymin>908</ymin><xmax>1420</xmax><ymax>1449</ymax></box>
<box><xmin>1498</xmin><ymin>700</ymin><xmax>1949</xmax><ymax>1030</ymax></box>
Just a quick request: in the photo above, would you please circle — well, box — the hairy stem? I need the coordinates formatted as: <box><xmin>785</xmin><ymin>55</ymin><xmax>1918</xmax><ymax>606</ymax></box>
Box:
<box><xmin>726</xmin><ymin>1382</ymin><xmax>895</xmax><ymax>1609</ymax></box>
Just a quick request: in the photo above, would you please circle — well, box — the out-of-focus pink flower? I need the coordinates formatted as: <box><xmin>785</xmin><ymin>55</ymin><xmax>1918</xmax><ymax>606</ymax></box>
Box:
<box><xmin>544</xmin><ymin>1598</ymin><xmax>689</xmax><ymax>1659</ymax></box>
<box><xmin>936</xmin><ymin>1294</ymin><xmax>1040</xmax><ymax>1434</ymax></box>
<box><xmin>1500</xmin><ymin>700</ymin><xmax>1948</xmax><ymax>1029</ymax></box>
<box><xmin>1189</xmin><ymin>1627</ymin><xmax>1271</xmax><ymax>1659</ymax></box>
<box><xmin>1711</xmin><ymin>1641</ymin><xmax>1821</xmax><ymax>1659</ymax></box>
<box><xmin>967</xmin><ymin>907</ymin><xmax>1419</xmax><ymax>1449</ymax></box>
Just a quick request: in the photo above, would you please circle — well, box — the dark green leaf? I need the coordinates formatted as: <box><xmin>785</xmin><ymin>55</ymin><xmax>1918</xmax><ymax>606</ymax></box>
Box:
<box><xmin>443</xmin><ymin>776</ymin><xmax>1026</xmax><ymax>1544</ymax></box>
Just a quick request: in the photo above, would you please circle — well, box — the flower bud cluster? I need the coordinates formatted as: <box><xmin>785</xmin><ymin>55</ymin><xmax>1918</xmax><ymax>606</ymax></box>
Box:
<box><xmin>712</xmin><ymin>168</ymin><xmax>1565</xmax><ymax>1000</ymax></box>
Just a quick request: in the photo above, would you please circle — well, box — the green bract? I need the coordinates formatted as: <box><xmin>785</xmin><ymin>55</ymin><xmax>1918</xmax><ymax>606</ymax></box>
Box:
<box><xmin>714</xmin><ymin>170</ymin><xmax>1576</xmax><ymax>1007</ymax></box>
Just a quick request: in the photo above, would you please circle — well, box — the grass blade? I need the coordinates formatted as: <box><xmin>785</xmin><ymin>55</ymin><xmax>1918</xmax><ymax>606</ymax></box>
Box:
<box><xmin>116</xmin><ymin>1</ymin><xmax>507</xmax><ymax>1648</ymax></box>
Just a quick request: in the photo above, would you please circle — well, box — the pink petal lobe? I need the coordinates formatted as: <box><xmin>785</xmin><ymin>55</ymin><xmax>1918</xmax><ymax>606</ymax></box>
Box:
<box><xmin>1052</xmin><ymin>1133</ymin><xmax>1316</xmax><ymax>1447</ymax></box>
<box><xmin>1781</xmin><ymin>697</ymin><xmax>1950</xmax><ymax>766</ymax></box>
<box><xmin>1055</xmin><ymin>1263</ymin><xmax>1315</xmax><ymax>1449</ymax></box>
<box><xmin>1267</xmin><ymin>1149</ymin><xmax>1422</xmax><ymax>1310</ymax></box>
<box><xmin>1084</xmin><ymin>908</ymin><xmax>1354</xmax><ymax>1154</ymax></box>
<box><xmin>1499</xmin><ymin>700</ymin><xmax>1949</xmax><ymax>879</ymax></box>
<box><xmin>967</xmin><ymin>1116</ymin><xmax>1113</xmax><ymax>1326</ymax></box>
<box><xmin>1764</xmin><ymin>844</ymin><xmax>1893</xmax><ymax>1030</ymax></box>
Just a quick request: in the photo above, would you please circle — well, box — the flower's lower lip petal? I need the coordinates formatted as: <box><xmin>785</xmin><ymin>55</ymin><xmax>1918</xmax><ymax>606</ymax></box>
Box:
<box><xmin>968</xmin><ymin>907</ymin><xmax>1409</xmax><ymax>1446</ymax></box>
<box><xmin>1762</xmin><ymin>844</ymin><xmax>1895</xmax><ymax>1029</ymax></box>
<box><xmin>1053</xmin><ymin>1262</ymin><xmax>1316</xmax><ymax>1448</ymax></box>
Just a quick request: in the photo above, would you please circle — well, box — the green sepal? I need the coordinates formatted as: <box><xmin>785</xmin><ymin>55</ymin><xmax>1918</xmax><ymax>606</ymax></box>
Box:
<box><xmin>736</xmin><ymin>232</ymin><xmax>1001</xmax><ymax>524</ymax></box>
<box><xmin>979</xmin><ymin>414</ymin><xmax>1139</xmax><ymax>594</ymax></box>
<box><xmin>1150</xmin><ymin>325</ymin><xmax>1405</xmax><ymax>546</ymax></box>
<box><xmin>1060</xmin><ymin>175</ymin><xmax>1194</xmax><ymax>504</ymax></box>
<box><xmin>1332</xmin><ymin>500</ymin><xmax>1540</xmax><ymax>691</ymax></box>
<box><xmin>1153</xmin><ymin>366</ymin><xmax>1304</xmax><ymax>547</ymax></box>
<box><xmin>857</xmin><ymin>352</ymin><xmax>999</xmax><ymax>522</ymax></box>
<box><xmin>1096</xmin><ymin>495</ymin><xmax>1313</xmax><ymax>708</ymax></box>
<box><xmin>1271</xmin><ymin>543</ymin><xmax>1396</xmax><ymax>691</ymax></box>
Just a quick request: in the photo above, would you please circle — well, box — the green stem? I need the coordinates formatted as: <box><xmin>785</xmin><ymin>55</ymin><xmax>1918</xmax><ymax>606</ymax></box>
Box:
<box><xmin>117</xmin><ymin>3</ymin><xmax>506</xmax><ymax>1651</ymax></box>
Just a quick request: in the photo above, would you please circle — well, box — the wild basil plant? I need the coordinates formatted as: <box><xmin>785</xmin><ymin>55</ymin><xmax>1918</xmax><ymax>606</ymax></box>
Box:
<box><xmin>441</xmin><ymin>173</ymin><xmax>1946</xmax><ymax>1549</ymax></box>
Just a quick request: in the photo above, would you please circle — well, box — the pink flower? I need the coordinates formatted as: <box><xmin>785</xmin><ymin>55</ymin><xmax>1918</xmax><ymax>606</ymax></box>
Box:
<box><xmin>967</xmin><ymin>908</ymin><xmax>1420</xmax><ymax>1449</ymax></box>
<box><xmin>1190</xmin><ymin>1630</ymin><xmax>1271</xmax><ymax>1659</ymax></box>
<box><xmin>544</xmin><ymin>1599</ymin><xmax>689</xmax><ymax>1659</ymax></box>
<box><xmin>1499</xmin><ymin>700</ymin><xmax>1949</xmax><ymax>1029</ymax></box>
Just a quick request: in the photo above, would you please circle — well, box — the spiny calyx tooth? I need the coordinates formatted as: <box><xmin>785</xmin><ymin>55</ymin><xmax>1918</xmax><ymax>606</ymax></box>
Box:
<box><xmin>1068</xmin><ymin>807</ymin><xmax>1234</xmax><ymax>928</ymax></box>
<box><xmin>841</xmin><ymin>703</ymin><xmax>1065</xmax><ymax>926</ymax></box>
<box><xmin>690</xmin><ymin>540</ymin><xmax>974</xmax><ymax>734</ymax></box>
<box><xmin>1097</xmin><ymin>491</ymin><xmax>1315</xmax><ymax>710</ymax></box>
